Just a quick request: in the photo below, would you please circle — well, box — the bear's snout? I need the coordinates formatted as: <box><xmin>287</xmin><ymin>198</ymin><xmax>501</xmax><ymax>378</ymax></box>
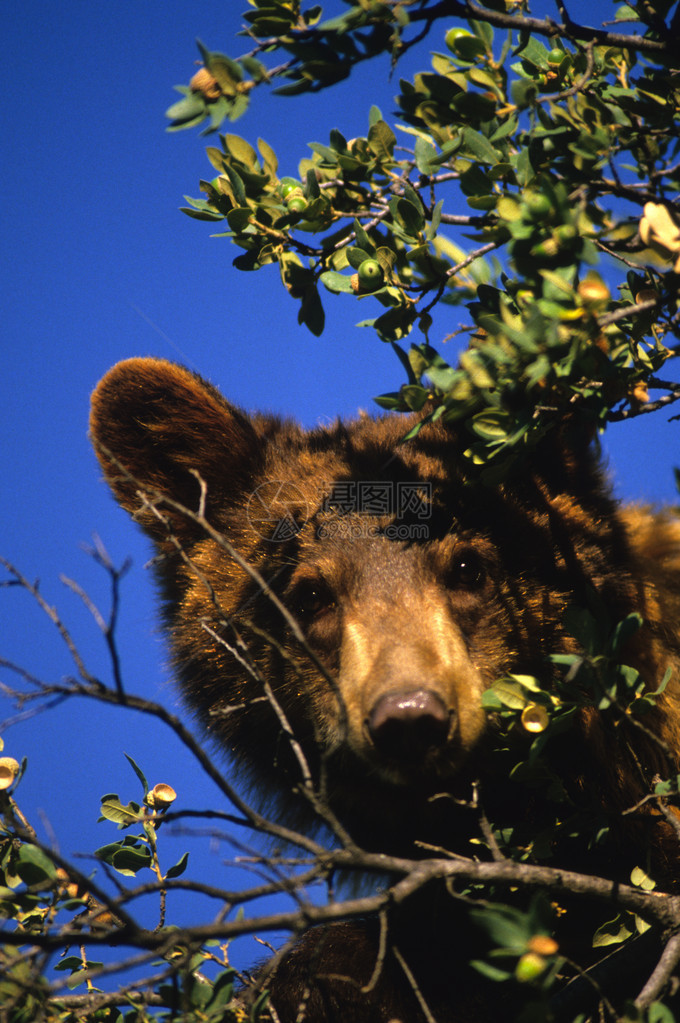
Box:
<box><xmin>367</xmin><ymin>689</ymin><xmax>453</xmax><ymax>761</ymax></box>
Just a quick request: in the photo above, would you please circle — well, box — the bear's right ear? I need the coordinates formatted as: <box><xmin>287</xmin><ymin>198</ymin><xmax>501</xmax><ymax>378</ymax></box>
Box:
<box><xmin>90</xmin><ymin>358</ymin><xmax>264</xmax><ymax>543</ymax></box>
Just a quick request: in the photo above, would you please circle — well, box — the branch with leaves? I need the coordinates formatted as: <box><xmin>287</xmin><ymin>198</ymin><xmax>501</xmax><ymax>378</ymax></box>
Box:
<box><xmin>3</xmin><ymin>494</ymin><xmax>680</xmax><ymax>1021</ymax></box>
<box><xmin>164</xmin><ymin>1</ymin><xmax>680</xmax><ymax>479</ymax></box>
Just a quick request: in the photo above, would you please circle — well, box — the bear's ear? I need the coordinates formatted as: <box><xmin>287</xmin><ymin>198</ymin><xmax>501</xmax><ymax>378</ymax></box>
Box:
<box><xmin>90</xmin><ymin>358</ymin><xmax>264</xmax><ymax>542</ymax></box>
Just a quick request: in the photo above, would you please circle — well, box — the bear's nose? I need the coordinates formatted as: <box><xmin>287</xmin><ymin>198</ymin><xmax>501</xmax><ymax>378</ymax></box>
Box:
<box><xmin>367</xmin><ymin>689</ymin><xmax>452</xmax><ymax>760</ymax></box>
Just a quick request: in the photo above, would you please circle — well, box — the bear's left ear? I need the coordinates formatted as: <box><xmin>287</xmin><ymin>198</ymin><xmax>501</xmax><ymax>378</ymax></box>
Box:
<box><xmin>90</xmin><ymin>358</ymin><xmax>264</xmax><ymax>542</ymax></box>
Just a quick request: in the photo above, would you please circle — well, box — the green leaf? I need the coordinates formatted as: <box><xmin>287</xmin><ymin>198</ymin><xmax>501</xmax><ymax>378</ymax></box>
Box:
<box><xmin>308</xmin><ymin>142</ymin><xmax>339</xmax><ymax>164</ymax></box>
<box><xmin>246</xmin><ymin>15</ymin><xmax>296</xmax><ymax>35</ymax></box>
<box><xmin>614</xmin><ymin>3</ymin><xmax>639</xmax><ymax>20</ymax></box>
<box><xmin>630</xmin><ymin>866</ymin><xmax>656</xmax><ymax>891</ymax></box>
<box><xmin>226</xmin><ymin>207</ymin><xmax>252</xmax><ymax>232</ymax></box>
<box><xmin>353</xmin><ymin>218</ymin><xmax>377</xmax><ymax>254</ymax></box>
<box><xmin>511</xmin><ymin>78</ymin><xmax>539</xmax><ymax>109</ymax></box>
<box><xmin>67</xmin><ymin>966</ymin><xmax>103</xmax><ymax>991</ymax></box>
<box><xmin>258</xmin><ymin>137</ymin><xmax>278</xmax><ymax>176</ymax></box>
<box><xmin>223</xmin><ymin>133</ymin><xmax>259</xmax><ymax>168</ymax></box>
<box><xmin>481</xmin><ymin>689</ymin><xmax>503</xmax><ymax>711</ymax></box>
<box><xmin>99</xmin><ymin>796</ymin><xmax>144</xmax><ymax>827</ymax></box>
<box><xmin>489</xmin><ymin>679</ymin><xmax>528</xmax><ymax>710</ymax></box>
<box><xmin>346</xmin><ymin>247</ymin><xmax>373</xmax><ymax>270</ymax></box>
<box><xmin>469</xmin><ymin>904</ymin><xmax>530</xmax><ymax>950</ymax></box>
<box><xmin>458</xmin><ymin>162</ymin><xmax>491</xmax><ymax>197</ymax></box>
<box><xmin>124</xmin><ymin>753</ymin><xmax>149</xmax><ymax>797</ymax></box>
<box><xmin>14</xmin><ymin>846</ymin><xmax>57</xmax><ymax>887</ymax></box>
<box><xmin>389</xmin><ymin>197</ymin><xmax>425</xmax><ymax>236</ymax></box>
<box><xmin>367</xmin><ymin>119</ymin><xmax>396</xmax><ymax>160</ymax></box>
<box><xmin>470</xmin><ymin>959</ymin><xmax>513</xmax><ymax>982</ymax></box>
<box><xmin>414</xmin><ymin>137</ymin><xmax>439</xmax><ymax>174</ymax></box>
<box><xmin>470</xmin><ymin>410</ymin><xmax>512</xmax><ymax>440</ymax></box>
<box><xmin>372</xmin><ymin>306</ymin><xmax>417</xmax><ymax>342</ymax></box>
<box><xmin>401</xmin><ymin>385</ymin><xmax>429</xmax><ymax>411</ymax></box>
<box><xmin>507</xmin><ymin>673</ymin><xmax>543</xmax><ymax>693</ymax></box>
<box><xmin>54</xmin><ymin>956</ymin><xmax>87</xmax><ymax>973</ymax></box>
<box><xmin>424</xmin><ymin>361</ymin><xmax>457</xmax><ymax>391</ymax></box>
<box><xmin>449</xmin><ymin>34</ymin><xmax>488</xmax><ymax>62</ymax></box>
<box><xmin>206</xmin><ymin>968</ymin><xmax>236</xmax><ymax>1010</ymax></box>
<box><xmin>373</xmin><ymin>391</ymin><xmax>406</xmax><ymax>410</ymax></box>
<box><xmin>460</xmin><ymin>127</ymin><xmax>499</xmax><ymax>165</ymax></box>
<box><xmin>609</xmin><ymin>613</ymin><xmax>643</xmax><ymax>655</ymax></box>
<box><xmin>390</xmin><ymin>341</ymin><xmax>417</xmax><ymax>384</ymax></box>
<box><xmin>592</xmin><ymin>912</ymin><xmax>635</xmax><ymax>948</ymax></box>
<box><xmin>180</xmin><ymin>204</ymin><xmax>225</xmax><ymax>222</ymax></box>
<box><xmin>223</xmin><ymin>165</ymin><xmax>247</xmax><ymax>207</ymax></box>
<box><xmin>96</xmin><ymin>841</ymin><xmax>152</xmax><ymax>877</ymax></box>
<box><xmin>166</xmin><ymin>852</ymin><xmax>190</xmax><ymax>880</ymax></box>
<box><xmin>304</xmin><ymin>167</ymin><xmax>320</xmax><ymax>199</ymax></box>
<box><xmin>320</xmin><ymin>270</ymin><xmax>355</xmax><ymax>294</ymax></box>
<box><xmin>490</xmin><ymin>115</ymin><xmax>519</xmax><ymax>142</ymax></box>
<box><xmin>496</xmin><ymin>196</ymin><xmax>522</xmax><ymax>222</ymax></box>
<box><xmin>298</xmin><ymin>285</ymin><xmax>325</xmax><ymax>337</ymax></box>
<box><xmin>165</xmin><ymin>92</ymin><xmax>206</xmax><ymax>124</ymax></box>
<box><xmin>648</xmin><ymin>1002</ymin><xmax>677</xmax><ymax>1023</ymax></box>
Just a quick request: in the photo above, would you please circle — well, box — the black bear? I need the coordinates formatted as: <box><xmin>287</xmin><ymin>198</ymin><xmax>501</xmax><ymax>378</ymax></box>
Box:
<box><xmin>90</xmin><ymin>357</ymin><xmax>680</xmax><ymax>1021</ymax></box>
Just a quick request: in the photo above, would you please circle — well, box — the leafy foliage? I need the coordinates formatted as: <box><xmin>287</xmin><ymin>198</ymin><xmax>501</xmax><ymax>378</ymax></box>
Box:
<box><xmin>3</xmin><ymin>2</ymin><xmax>680</xmax><ymax>1021</ymax></box>
<box><xmin>3</xmin><ymin>544</ymin><xmax>680</xmax><ymax>1020</ymax></box>
<box><xmin>170</xmin><ymin>0</ymin><xmax>680</xmax><ymax>476</ymax></box>
<box><xmin>0</xmin><ymin>747</ymin><xmax>251</xmax><ymax>1023</ymax></box>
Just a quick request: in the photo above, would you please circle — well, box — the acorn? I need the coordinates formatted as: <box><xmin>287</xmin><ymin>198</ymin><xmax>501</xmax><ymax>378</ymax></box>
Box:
<box><xmin>531</xmin><ymin>238</ymin><xmax>559</xmax><ymax>259</ymax></box>
<box><xmin>189</xmin><ymin>67</ymin><xmax>221</xmax><ymax>101</ymax></box>
<box><xmin>527</xmin><ymin>935</ymin><xmax>559</xmax><ymax>957</ymax></box>
<box><xmin>515</xmin><ymin>952</ymin><xmax>548</xmax><ymax>983</ymax></box>
<box><xmin>56</xmin><ymin>867</ymin><xmax>85</xmax><ymax>902</ymax></box>
<box><xmin>525</xmin><ymin>193</ymin><xmax>552</xmax><ymax>221</ymax></box>
<box><xmin>578</xmin><ymin>273</ymin><xmax>610</xmax><ymax>310</ymax></box>
<box><xmin>0</xmin><ymin>757</ymin><xmax>20</xmax><ymax>790</ymax></box>
<box><xmin>286</xmin><ymin>195</ymin><xmax>308</xmax><ymax>213</ymax></box>
<box><xmin>521</xmin><ymin>703</ymin><xmax>549</xmax><ymax>733</ymax></box>
<box><xmin>555</xmin><ymin>224</ymin><xmax>577</xmax><ymax>245</ymax></box>
<box><xmin>445</xmin><ymin>27</ymin><xmax>472</xmax><ymax>54</ymax></box>
<box><xmin>635</xmin><ymin>287</ymin><xmax>659</xmax><ymax>306</ymax></box>
<box><xmin>280</xmin><ymin>181</ymin><xmax>301</xmax><ymax>199</ymax></box>
<box><xmin>631</xmin><ymin>381</ymin><xmax>650</xmax><ymax>406</ymax></box>
<box><xmin>146</xmin><ymin>783</ymin><xmax>177</xmax><ymax>809</ymax></box>
<box><xmin>357</xmin><ymin>258</ymin><xmax>384</xmax><ymax>292</ymax></box>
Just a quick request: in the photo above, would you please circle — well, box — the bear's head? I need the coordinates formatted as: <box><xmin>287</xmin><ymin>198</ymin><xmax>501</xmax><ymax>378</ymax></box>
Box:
<box><xmin>90</xmin><ymin>358</ymin><xmax>676</xmax><ymax>857</ymax></box>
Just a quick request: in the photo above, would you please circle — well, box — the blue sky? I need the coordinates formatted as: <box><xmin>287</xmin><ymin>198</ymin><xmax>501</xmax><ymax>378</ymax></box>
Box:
<box><xmin>3</xmin><ymin>0</ymin><xmax>678</xmax><ymax>978</ymax></box>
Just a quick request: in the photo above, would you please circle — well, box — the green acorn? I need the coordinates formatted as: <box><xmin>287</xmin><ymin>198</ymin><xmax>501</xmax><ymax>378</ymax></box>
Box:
<box><xmin>280</xmin><ymin>178</ymin><xmax>301</xmax><ymax>199</ymax></box>
<box><xmin>525</xmin><ymin>193</ymin><xmax>552</xmax><ymax>220</ymax></box>
<box><xmin>444</xmin><ymin>27</ymin><xmax>472</xmax><ymax>53</ymax></box>
<box><xmin>554</xmin><ymin>224</ymin><xmax>578</xmax><ymax>247</ymax></box>
<box><xmin>515</xmin><ymin>952</ymin><xmax>547</xmax><ymax>983</ymax></box>
<box><xmin>357</xmin><ymin>258</ymin><xmax>384</xmax><ymax>291</ymax></box>
<box><xmin>286</xmin><ymin>195</ymin><xmax>308</xmax><ymax>213</ymax></box>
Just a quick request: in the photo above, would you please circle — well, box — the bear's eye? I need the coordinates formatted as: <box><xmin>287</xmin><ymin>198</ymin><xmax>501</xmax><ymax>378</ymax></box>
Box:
<box><xmin>290</xmin><ymin>579</ymin><xmax>336</xmax><ymax>620</ymax></box>
<box><xmin>447</xmin><ymin>549</ymin><xmax>486</xmax><ymax>591</ymax></box>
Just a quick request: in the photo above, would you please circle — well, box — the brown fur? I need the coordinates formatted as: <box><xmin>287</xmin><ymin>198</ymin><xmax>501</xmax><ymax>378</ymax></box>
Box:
<box><xmin>90</xmin><ymin>358</ymin><xmax>680</xmax><ymax>1021</ymax></box>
